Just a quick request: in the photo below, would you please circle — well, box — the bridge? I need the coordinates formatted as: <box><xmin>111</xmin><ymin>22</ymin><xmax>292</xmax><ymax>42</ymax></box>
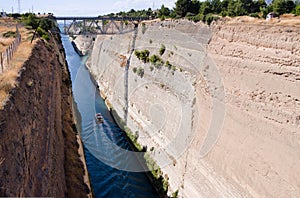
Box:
<box><xmin>54</xmin><ymin>16</ymin><xmax>149</xmax><ymax>35</ymax></box>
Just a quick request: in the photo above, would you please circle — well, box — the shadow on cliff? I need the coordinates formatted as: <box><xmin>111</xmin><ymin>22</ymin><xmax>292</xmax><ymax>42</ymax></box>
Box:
<box><xmin>124</xmin><ymin>23</ymin><xmax>139</xmax><ymax>124</ymax></box>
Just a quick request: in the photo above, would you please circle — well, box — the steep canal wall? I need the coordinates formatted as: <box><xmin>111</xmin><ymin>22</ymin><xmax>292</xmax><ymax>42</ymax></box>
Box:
<box><xmin>86</xmin><ymin>18</ymin><xmax>300</xmax><ymax>197</ymax></box>
<box><xmin>0</xmin><ymin>32</ymin><xmax>90</xmax><ymax>196</ymax></box>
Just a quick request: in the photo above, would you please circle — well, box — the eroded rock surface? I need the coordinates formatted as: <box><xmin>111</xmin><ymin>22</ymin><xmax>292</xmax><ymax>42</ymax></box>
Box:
<box><xmin>87</xmin><ymin>18</ymin><xmax>300</xmax><ymax>197</ymax></box>
<box><xmin>0</xmin><ymin>34</ymin><xmax>90</xmax><ymax>197</ymax></box>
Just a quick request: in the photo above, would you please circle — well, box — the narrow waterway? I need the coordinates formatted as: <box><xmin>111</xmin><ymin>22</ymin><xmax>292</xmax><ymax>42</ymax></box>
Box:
<box><xmin>60</xmin><ymin>34</ymin><xmax>158</xmax><ymax>197</ymax></box>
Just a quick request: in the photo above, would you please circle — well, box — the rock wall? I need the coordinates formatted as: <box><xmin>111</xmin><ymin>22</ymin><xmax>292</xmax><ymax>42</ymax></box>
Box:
<box><xmin>87</xmin><ymin>19</ymin><xmax>300</xmax><ymax>197</ymax></box>
<box><xmin>0</xmin><ymin>33</ymin><xmax>90</xmax><ymax>197</ymax></box>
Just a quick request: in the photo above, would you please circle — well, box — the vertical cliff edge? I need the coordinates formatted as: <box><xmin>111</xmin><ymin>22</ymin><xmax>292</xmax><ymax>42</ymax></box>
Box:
<box><xmin>86</xmin><ymin>18</ymin><xmax>300</xmax><ymax>197</ymax></box>
<box><xmin>0</xmin><ymin>32</ymin><xmax>90</xmax><ymax>196</ymax></box>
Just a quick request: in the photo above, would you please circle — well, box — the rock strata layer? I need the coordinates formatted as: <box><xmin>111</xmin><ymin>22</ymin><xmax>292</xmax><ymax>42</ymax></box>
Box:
<box><xmin>0</xmin><ymin>33</ymin><xmax>90</xmax><ymax>197</ymax></box>
<box><xmin>87</xmin><ymin>19</ymin><xmax>300</xmax><ymax>197</ymax></box>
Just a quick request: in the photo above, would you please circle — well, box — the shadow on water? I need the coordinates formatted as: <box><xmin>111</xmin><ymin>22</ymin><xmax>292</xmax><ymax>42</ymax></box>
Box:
<box><xmin>60</xmin><ymin>33</ymin><xmax>159</xmax><ymax>198</ymax></box>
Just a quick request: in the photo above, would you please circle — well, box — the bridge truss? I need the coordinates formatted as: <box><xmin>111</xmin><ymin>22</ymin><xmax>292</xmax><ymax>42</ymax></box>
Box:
<box><xmin>54</xmin><ymin>16</ymin><xmax>148</xmax><ymax>35</ymax></box>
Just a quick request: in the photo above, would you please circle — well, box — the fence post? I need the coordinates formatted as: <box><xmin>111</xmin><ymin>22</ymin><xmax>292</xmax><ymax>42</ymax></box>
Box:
<box><xmin>0</xmin><ymin>53</ymin><xmax>2</xmax><ymax>73</ymax></box>
<box><xmin>1</xmin><ymin>25</ymin><xmax>22</xmax><ymax>73</ymax></box>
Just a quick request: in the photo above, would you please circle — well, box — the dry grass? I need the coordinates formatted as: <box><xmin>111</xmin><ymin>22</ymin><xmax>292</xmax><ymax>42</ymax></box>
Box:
<box><xmin>226</xmin><ymin>15</ymin><xmax>300</xmax><ymax>26</ymax></box>
<box><xmin>0</xmin><ymin>18</ymin><xmax>36</xmax><ymax>109</ymax></box>
<box><xmin>0</xmin><ymin>18</ymin><xmax>16</xmax><ymax>52</ymax></box>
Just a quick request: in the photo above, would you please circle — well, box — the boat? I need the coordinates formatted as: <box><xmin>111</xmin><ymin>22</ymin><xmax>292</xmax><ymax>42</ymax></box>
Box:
<box><xmin>95</xmin><ymin>113</ymin><xmax>104</xmax><ymax>124</ymax></box>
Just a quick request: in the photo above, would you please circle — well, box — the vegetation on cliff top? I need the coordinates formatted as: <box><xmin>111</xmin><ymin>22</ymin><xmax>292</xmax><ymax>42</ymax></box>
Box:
<box><xmin>20</xmin><ymin>13</ymin><xmax>54</xmax><ymax>41</ymax></box>
<box><xmin>101</xmin><ymin>0</ymin><xmax>300</xmax><ymax>25</ymax></box>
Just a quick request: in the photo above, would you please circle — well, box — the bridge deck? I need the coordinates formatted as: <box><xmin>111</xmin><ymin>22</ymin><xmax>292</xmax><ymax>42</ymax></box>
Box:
<box><xmin>55</xmin><ymin>16</ymin><xmax>149</xmax><ymax>21</ymax></box>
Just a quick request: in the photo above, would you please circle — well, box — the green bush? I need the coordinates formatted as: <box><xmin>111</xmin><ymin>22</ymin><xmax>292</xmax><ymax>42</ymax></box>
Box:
<box><xmin>39</xmin><ymin>18</ymin><xmax>54</xmax><ymax>32</ymax></box>
<box><xmin>249</xmin><ymin>12</ymin><xmax>260</xmax><ymax>18</ymax></box>
<box><xmin>171</xmin><ymin>65</ymin><xmax>176</xmax><ymax>71</ymax></box>
<box><xmin>3</xmin><ymin>31</ymin><xmax>17</xmax><ymax>38</ymax></box>
<box><xmin>133</xmin><ymin>67</ymin><xmax>137</xmax><ymax>73</ymax></box>
<box><xmin>149</xmin><ymin>54</ymin><xmax>164</xmax><ymax>68</ymax></box>
<box><xmin>37</xmin><ymin>27</ymin><xmax>47</xmax><ymax>36</ymax></box>
<box><xmin>149</xmin><ymin>54</ymin><xmax>162</xmax><ymax>64</ymax></box>
<box><xmin>134</xmin><ymin>51</ymin><xmax>140</xmax><ymax>58</ymax></box>
<box><xmin>42</xmin><ymin>34</ymin><xmax>50</xmax><ymax>41</ymax></box>
<box><xmin>172</xmin><ymin>190</ymin><xmax>179</xmax><ymax>198</ymax></box>
<box><xmin>187</xmin><ymin>13</ymin><xmax>204</xmax><ymax>22</ymax></box>
<box><xmin>159</xmin><ymin>44</ymin><xmax>166</xmax><ymax>56</ymax></box>
<box><xmin>165</xmin><ymin>61</ymin><xmax>172</xmax><ymax>70</ymax></box>
<box><xmin>203</xmin><ymin>14</ymin><xmax>219</xmax><ymax>25</ymax></box>
<box><xmin>295</xmin><ymin>5</ymin><xmax>300</xmax><ymax>15</ymax></box>
<box><xmin>136</xmin><ymin>67</ymin><xmax>144</xmax><ymax>78</ymax></box>
<box><xmin>21</xmin><ymin>14</ymin><xmax>53</xmax><ymax>41</ymax></box>
<box><xmin>142</xmin><ymin>23</ymin><xmax>146</xmax><ymax>34</ymax></box>
<box><xmin>135</xmin><ymin>50</ymin><xmax>150</xmax><ymax>63</ymax></box>
<box><xmin>22</xmin><ymin>13</ymin><xmax>39</xmax><ymax>29</ymax></box>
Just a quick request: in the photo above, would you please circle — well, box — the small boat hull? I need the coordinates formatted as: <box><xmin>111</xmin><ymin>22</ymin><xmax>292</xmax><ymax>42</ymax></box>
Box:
<box><xmin>95</xmin><ymin>113</ymin><xmax>104</xmax><ymax>124</ymax></box>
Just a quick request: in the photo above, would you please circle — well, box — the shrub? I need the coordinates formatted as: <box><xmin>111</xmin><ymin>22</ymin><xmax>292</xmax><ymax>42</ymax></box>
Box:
<box><xmin>187</xmin><ymin>13</ymin><xmax>204</xmax><ymax>22</ymax></box>
<box><xmin>42</xmin><ymin>34</ymin><xmax>50</xmax><ymax>41</ymax></box>
<box><xmin>149</xmin><ymin>54</ymin><xmax>164</xmax><ymax>68</ymax></box>
<box><xmin>150</xmin><ymin>66</ymin><xmax>154</xmax><ymax>71</ymax></box>
<box><xmin>295</xmin><ymin>5</ymin><xmax>300</xmax><ymax>15</ymax></box>
<box><xmin>135</xmin><ymin>50</ymin><xmax>150</xmax><ymax>63</ymax></box>
<box><xmin>249</xmin><ymin>12</ymin><xmax>260</xmax><ymax>18</ymax></box>
<box><xmin>165</xmin><ymin>61</ymin><xmax>172</xmax><ymax>70</ymax></box>
<box><xmin>133</xmin><ymin>67</ymin><xmax>137</xmax><ymax>73</ymax></box>
<box><xmin>39</xmin><ymin>18</ymin><xmax>54</xmax><ymax>32</ymax></box>
<box><xmin>136</xmin><ymin>67</ymin><xmax>144</xmax><ymax>78</ymax></box>
<box><xmin>134</xmin><ymin>51</ymin><xmax>141</xmax><ymax>58</ymax></box>
<box><xmin>142</xmin><ymin>23</ymin><xmax>146</xmax><ymax>34</ymax></box>
<box><xmin>36</xmin><ymin>27</ymin><xmax>48</xmax><ymax>39</ymax></box>
<box><xmin>204</xmin><ymin>14</ymin><xmax>219</xmax><ymax>25</ymax></box>
<box><xmin>149</xmin><ymin>54</ymin><xmax>162</xmax><ymax>64</ymax></box>
<box><xmin>159</xmin><ymin>44</ymin><xmax>166</xmax><ymax>56</ymax></box>
<box><xmin>144</xmin><ymin>152</ymin><xmax>169</xmax><ymax>194</ymax></box>
<box><xmin>22</xmin><ymin>13</ymin><xmax>39</xmax><ymax>29</ymax></box>
<box><xmin>172</xmin><ymin>190</ymin><xmax>179</xmax><ymax>198</ymax></box>
<box><xmin>3</xmin><ymin>31</ymin><xmax>17</xmax><ymax>38</ymax></box>
<box><xmin>171</xmin><ymin>65</ymin><xmax>176</xmax><ymax>71</ymax></box>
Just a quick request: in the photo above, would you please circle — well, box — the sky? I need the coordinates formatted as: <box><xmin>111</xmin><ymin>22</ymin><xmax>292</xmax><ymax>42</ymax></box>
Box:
<box><xmin>1</xmin><ymin>0</ymin><xmax>176</xmax><ymax>16</ymax></box>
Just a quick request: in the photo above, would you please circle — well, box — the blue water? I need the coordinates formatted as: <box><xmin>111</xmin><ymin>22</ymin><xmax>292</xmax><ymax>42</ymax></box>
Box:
<box><xmin>60</xmin><ymin>34</ymin><xmax>158</xmax><ymax>198</ymax></box>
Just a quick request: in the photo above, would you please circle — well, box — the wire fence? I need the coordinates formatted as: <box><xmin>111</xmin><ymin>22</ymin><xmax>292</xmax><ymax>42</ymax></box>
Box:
<box><xmin>0</xmin><ymin>25</ymin><xmax>21</xmax><ymax>74</ymax></box>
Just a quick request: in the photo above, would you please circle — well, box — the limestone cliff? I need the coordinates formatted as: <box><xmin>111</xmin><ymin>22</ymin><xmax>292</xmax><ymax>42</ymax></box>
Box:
<box><xmin>87</xmin><ymin>18</ymin><xmax>300</xmax><ymax>197</ymax></box>
<box><xmin>0</xmin><ymin>33</ymin><xmax>90</xmax><ymax>196</ymax></box>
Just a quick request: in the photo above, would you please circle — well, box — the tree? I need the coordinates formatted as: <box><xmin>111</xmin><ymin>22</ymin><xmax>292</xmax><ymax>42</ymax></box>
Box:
<box><xmin>227</xmin><ymin>0</ymin><xmax>246</xmax><ymax>16</ymax></box>
<box><xmin>175</xmin><ymin>0</ymin><xmax>192</xmax><ymax>17</ymax></box>
<box><xmin>189</xmin><ymin>0</ymin><xmax>201</xmax><ymax>15</ymax></box>
<box><xmin>221</xmin><ymin>0</ymin><xmax>230</xmax><ymax>15</ymax></box>
<box><xmin>241</xmin><ymin>0</ymin><xmax>255</xmax><ymax>14</ymax></box>
<box><xmin>211</xmin><ymin>0</ymin><xmax>222</xmax><ymax>14</ymax></box>
<box><xmin>158</xmin><ymin>5</ymin><xmax>171</xmax><ymax>18</ymax></box>
<box><xmin>199</xmin><ymin>1</ymin><xmax>212</xmax><ymax>15</ymax></box>
<box><xmin>272</xmin><ymin>0</ymin><xmax>287</xmax><ymax>14</ymax></box>
<box><xmin>251</xmin><ymin>0</ymin><xmax>267</xmax><ymax>13</ymax></box>
<box><xmin>286</xmin><ymin>0</ymin><xmax>296</xmax><ymax>13</ymax></box>
<box><xmin>295</xmin><ymin>5</ymin><xmax>300</xmax><ymax>15</ymax></box>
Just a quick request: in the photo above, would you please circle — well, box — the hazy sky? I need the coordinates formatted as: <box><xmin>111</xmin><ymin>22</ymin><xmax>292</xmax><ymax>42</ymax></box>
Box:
<box><xmin>1</xmin><ymin>0</ymin><xmax>176</xmax><ymax>16</ymax></box>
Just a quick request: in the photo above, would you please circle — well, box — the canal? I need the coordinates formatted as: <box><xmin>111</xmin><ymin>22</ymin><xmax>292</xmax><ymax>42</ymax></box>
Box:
<box><xmin>60</xmin><ymin>34</ymin><xmax>158</xmax><ymax>198</ymax></box>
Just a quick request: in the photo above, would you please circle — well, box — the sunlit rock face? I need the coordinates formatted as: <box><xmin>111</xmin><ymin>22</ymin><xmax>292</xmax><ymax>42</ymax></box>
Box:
<box><xmin>87</xmin><ymin>18</ymin><xmax>300</xmax><ymax>197</ymax></box>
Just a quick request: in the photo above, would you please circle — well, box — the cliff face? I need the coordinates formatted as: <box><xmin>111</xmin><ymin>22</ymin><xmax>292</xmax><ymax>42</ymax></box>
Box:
<box><xmin>87</xmin><ymin>18</ymin><xmax>300</xmax><ymax>197</ymax></box>
<box><xmin>0</xmin><ymin>33</ymin><xmax>89</xmax><ymax>197</ymax></box>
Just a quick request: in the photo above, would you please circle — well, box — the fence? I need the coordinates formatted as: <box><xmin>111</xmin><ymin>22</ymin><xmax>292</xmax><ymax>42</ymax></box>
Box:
<box><xmin>0</xmin><ymin>25</ymin><xmax>21</xmax><ymax>74</ymax></box>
